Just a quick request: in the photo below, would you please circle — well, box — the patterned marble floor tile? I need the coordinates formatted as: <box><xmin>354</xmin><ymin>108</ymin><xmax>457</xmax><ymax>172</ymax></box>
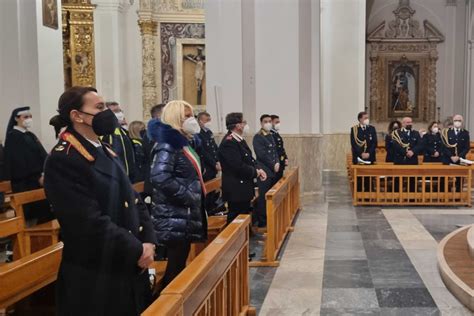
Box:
<box><xmin>321</xmin><ymin>288</ymin><xmax>379</xmax><ymax>309</ymax></box>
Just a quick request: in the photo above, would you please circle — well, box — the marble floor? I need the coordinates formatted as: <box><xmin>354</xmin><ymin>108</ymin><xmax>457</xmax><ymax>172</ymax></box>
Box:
<box><xmin>250</xmin><ymin>171</ymin><xmax>474</xmax><ymax>315</ymax></box>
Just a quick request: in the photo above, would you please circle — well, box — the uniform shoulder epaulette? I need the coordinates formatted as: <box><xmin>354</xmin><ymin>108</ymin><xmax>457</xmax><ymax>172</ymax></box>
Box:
<box><xmin>61</xmin><ymin>132</ymin><xmax>95</xmax><ymax>162</ymax></box>
<box><xmin>102</xmin><ymin>143</ymin><xmax>118</xmax><ymax>157</ymax></box>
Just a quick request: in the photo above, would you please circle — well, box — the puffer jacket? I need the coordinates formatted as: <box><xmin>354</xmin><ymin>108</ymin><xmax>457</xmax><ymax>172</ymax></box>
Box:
<box><xmin>148</xmin><ymin>119</ymin><xmax>207</xmax><ymax>243</ymax></box>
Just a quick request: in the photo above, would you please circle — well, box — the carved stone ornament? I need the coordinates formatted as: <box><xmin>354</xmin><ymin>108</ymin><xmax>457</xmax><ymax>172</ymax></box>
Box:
<box><xmin>367</xmin><ymin>0</ymin><xmax>444</xmax><ymax>123</ymax></box>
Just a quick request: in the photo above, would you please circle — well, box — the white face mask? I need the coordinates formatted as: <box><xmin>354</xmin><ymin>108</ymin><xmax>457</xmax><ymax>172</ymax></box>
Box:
<box><xmin>204</xmin><ymin>121</ymin><xmax>212</xmax><ymax>129</ymax></box>
<box><xmin>363</xmin><ymin>119</ymin><xmax>370</xmax><ymax>126</ymax></box>
<box><xmin>263</xmin><ymin>122</ymin><xmax>272</xmax><ymax>132</ymax></box>
<box><xmin>115</xmin><ymin>111</ymin><xmax>125</xmax><ymax>123</ymax></box>
<box><xmin>453</xmin><ymin>121</ymin><xmax>462</xmax><ymax>128</ymax></box>
<box><xmin>274</xmin><ymin>123</ymin><xmax>281</xmax><ymax>131</ymax></box>
<box><xmin>243</xmin><ymin>124</ymin><xmax>250</xmax><ymax>134</ymax></box>
<box><xmin>432</xmin><ymin>127</ymin><xmax>439</xmax><ymax>134</ymax></box>
<box><xmin>23</xmin><ymin>118</ymin><xmax>33</xmax><ymax>129</ymax></box>
<box><xmin>183</xmin><ymin>117</ymin><xmax>201</xmax><ymax>135</ymax></box>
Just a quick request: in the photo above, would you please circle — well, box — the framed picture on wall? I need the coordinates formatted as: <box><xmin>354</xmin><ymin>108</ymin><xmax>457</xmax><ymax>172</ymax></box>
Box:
<box><xmin>42</xmin><ymin>0</ymin><xmax>58</xmax><ymax>29</ymax></box>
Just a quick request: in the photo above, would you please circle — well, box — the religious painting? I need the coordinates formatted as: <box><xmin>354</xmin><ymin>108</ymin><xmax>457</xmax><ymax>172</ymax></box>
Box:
<box><xmin>42</xmin><ymin>0</ymin><xmax>58</xmax><ymax>29</ymax></box>
<box><xmin>388</xmin><ymin>58</ymin><xmax>419</xmax><ymax>118</ymax></box>
<box><xmin>182</xmin><ymin>44</ymin><xmax>206</xmax><ymax>106</ymax></box>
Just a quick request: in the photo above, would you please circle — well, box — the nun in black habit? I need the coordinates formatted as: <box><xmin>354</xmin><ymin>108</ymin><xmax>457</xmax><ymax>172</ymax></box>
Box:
<box><xmin>4</xmin><ymin>107</ymin><xmax>53</xmax><ymax>223</ymax></box>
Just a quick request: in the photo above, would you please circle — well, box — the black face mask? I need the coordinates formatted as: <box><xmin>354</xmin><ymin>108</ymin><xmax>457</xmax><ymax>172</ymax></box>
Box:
<box><xmin>79</xmin><ymin>109</ymin><xmax>118</xmax><ymax>136</ymax></box>
<box><xmin>405</xmin><ymin>125</ymin><xmax>412</xmax><ymax>131</ymax></box>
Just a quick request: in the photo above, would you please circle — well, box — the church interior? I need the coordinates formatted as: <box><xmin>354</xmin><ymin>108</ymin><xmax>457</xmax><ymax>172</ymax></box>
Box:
<box><xmin>1</xmin><ymin>0</ymin><xmax>474</xmax><ymax>315</ymax></box>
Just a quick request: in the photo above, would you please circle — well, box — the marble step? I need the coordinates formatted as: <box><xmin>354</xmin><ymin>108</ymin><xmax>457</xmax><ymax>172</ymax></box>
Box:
<box><xmin>437</xmin><ymin>225</ymin><xmax>474</xmax><ymax>312</ymax></box>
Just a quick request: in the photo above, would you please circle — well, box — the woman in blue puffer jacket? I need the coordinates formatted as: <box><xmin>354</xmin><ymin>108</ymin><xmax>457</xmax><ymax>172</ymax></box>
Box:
<box><xmin>148</xmin><ymin>100</ymin><xmax>207</xmax><ymax>288</ymax></box>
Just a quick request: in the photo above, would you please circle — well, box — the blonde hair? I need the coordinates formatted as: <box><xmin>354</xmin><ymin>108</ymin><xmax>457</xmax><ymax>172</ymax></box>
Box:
<box><xmin>161</xmin><ymin>100</ymin><xmax>194</xmax><ymax>133</ymax></box>
<box><xmin>128</xmin><ymin>121</ymin><xmax>146</xmax><ymax>139</ymax></box>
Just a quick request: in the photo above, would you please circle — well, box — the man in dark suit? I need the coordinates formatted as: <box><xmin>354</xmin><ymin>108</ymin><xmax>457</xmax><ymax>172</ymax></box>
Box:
<box><xmin>253</xmin><ymin>114</ymin><xmax>279</xmax><ymax>227</ymax></box>
<box><xmin>270</xmin><ymin>115</ymin><xmax>288</xmax><ymax>182</ymax></box>
<box><xmin>350</xmin><ymin>111</ymin><xmax>377</xmax><ymax>165</ymax></box>
<box><xmin>391</xmin><ymin>116</ymin><xmax>422</xmax><ymax>165</ymax></box>
<box><xmin>218</xmin><ymin>112</ymin><xmax>266</xmax><ymax>224</ymax></box>
<box><xmin>197</xmin><ymin>112</ymin><xmax>220</xmax><ymax>181</ymax></box>
<box><xmin>441</xmin><ymin>114</ymin><xmax>470</xmax><ymax>165</ymax></box>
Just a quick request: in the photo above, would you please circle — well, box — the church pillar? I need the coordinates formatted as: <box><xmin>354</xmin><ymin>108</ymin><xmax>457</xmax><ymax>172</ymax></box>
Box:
<box><xmin>465</xmin><ymin>1</ymin><xmax>474</xmax><ymax>132</ymax></box>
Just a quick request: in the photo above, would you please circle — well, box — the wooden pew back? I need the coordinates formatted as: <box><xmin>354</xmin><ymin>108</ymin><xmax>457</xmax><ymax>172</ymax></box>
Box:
<box><xmin>0</xmin><ymin>242</ymin><xmax>62</xmax><ymax>308</ymax></box>
<box><xmin>143</xmin><ymin>215</ymin><xmax>252</xmax><ymax>316</ymax></box>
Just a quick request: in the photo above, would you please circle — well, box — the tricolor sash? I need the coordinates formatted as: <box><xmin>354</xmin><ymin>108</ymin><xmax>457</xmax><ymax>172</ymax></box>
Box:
<box><xmin>182</xmin><ymin>146</ymin><xmax>207</xmax><ymax>196</ymax></box>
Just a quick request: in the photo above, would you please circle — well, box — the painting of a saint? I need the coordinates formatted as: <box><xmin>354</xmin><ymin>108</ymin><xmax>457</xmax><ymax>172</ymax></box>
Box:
<box><xmin>42</xmin><ymin>0</ymin><xmax>58</xmax><ymax>29</ymax></box>
<box><xmin>389</xmin><ymin>61</ymin><xmax>418</xmax><ymax>117</ymax></box>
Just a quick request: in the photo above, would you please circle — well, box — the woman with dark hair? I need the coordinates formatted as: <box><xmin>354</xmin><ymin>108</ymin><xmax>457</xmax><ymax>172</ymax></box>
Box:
<box><xmin>148</xmin><ymin>100</ymin><xmax>207</xmax><ymax>288</ymax></box>
<box><xmin>43</xmin><ymin>86</ymin><xmax>157</xmax><ymax>316</ymax></box>
<box><xmin>4</xmin><ymin>106</ymin><xmax>52</xmax><ymax>223</ymax></box>
<box><xmin>385</xmin><ymin>120</ymin><xmax>401</xmax><ymax>163</ymax></box>
<box><xmin>421</xmin><ymin>121</ymin><xmax>442</xmax><ymax>163</ymax></box>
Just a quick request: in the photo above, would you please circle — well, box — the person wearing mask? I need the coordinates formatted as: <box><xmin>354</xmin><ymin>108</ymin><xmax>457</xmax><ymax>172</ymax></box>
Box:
<box><xmin>253</xmin><ymin>114</ymin><xmax>279</xmax><ymax>228</ymax></box>
<box><xmin>43</xmin><ymin>87</ymin><xmax>157</xmax><ymax>316</ymax></box>
<box><xmin>422</xmin><ymin>122</ymin><xmax>442</xmax><ymax>163</ymax></box>
<box><xmin>148</xmin><ymin>100</ymin><xmax>207</xmax><ymax>288</ymax></box>
<box><xmin>4</xmin><ymin>107</ymin><xmax>52</xmax><ymax>223</ymax></box>
<box><xmin>128</xmin><ymin>121</ymin><xmax>148</xmax><ymax>182</ymax></box>
<box><xmin>270</xmin><ymin>115</ymin><xmax>288</xmax><ymax>182</ymax></box>
<box><xmin>102</xmin><ymin>101</ymin><xmax>136</xmax><ymax>182</ymax></box>
<box><xmin>385</xmin><ymin>120</ymin><xmax>401</xmax><ymax>163</ymax></box>
<box><xmin>441</xmin><ymin>114</ymin><xmax>470</xmax><ymax>165</ymax></box>
<box><xmin>196</xmin><ymin>112</ymin><xmax>220</xmax><ymax>181</ymax></box>
<box><xmin>350</xmin><ymin>111</ymin><xmax>377</xmax><ymax>165</ymax></box>
<box><xmin>391</xmin><ymin>117</ymin><xmax>422</xmax><ymax>165</ymax></box>
<box><xmin>218</xmin><ymin>112</ymin><xmax>267</xmax><ymax>224</ymax></box>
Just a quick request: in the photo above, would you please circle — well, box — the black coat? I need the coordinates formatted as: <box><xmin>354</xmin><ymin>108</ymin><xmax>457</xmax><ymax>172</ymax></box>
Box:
<box><xmin>148</xmin><ymin>120</ymin><xmax>207</xmax><ymax>243</ymax></box>
<box><xmin>350</xmin><ymin>125</ymin><xmax>377</xmax><ymax>164</ymax></box>
<box><xmin>253</xmin><ymin>129</ymin><xmax>279</xmax><ymax>179</ymax></box>
<box><xmin>441</xmin><ymin>128</ymin><xmax>470</xmax><ymax>164</ymax></box>
<box><xmin>4</xmin><ymin>128</ymin><xmax>47</xmax><ymax>192</ymax></box>
<box><xmin>422</xmin><ymin>133</ymin><xmax>442</xmax><ymax>163</ymax></box>
<box><xmin>392</xmin><ymin>129</ymin><xmax>422</xmax><ymax>165</ymax></box>
<box><xmin>131</xmin><ymin>138</ymin><xmax>148</xmax><ymax>183</ymax></box>
<box><xmin>102</xmin><ymin>127</ymin><xmax>136</xmax><ymax>183</ymax></box>
<box><xmin>218</xmin><ymin>132</ymin><xmax>257</xmax><ymax>203</ymax></box>
<box><xmin>197</xmin><ymin>128</ymin><xmax>219</xmax><ymax>181</ymax></box>
<box><xmin>271</xmin><ymin>129</ymin><xmax>288</xmax><ymax>176</ymax></box>
<box><xmin>43</xmin><ymin>128</ymin><xmax>157</xmax><ymax>316</ymax></box>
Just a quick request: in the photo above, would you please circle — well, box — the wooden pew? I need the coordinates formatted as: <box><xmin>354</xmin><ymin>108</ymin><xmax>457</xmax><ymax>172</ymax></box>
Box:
<box><xmin>143</xmin><ymin>215</ymin><xmax>255</xmax><ymax>316</ymax></box>
<box><xmin>0</xmin><ymin>242</ymin><xmax>62</xmax><ymax>309</ymax></box>
<box><xmin>9</xmin><ymin>189</ymin><xmax>59</xmax><ymax>256</ymax></box>
<box><xmin>351</xmin><ymin>164</ymin><xmax>472</xmax><ymax>206</ymax></box>
<box><xmin>0</xmin><ymin>217</ymin><xmax>25</xmax><ymax>260</ymax></box>
<box><xmin>0</xmin><ymin>181</ymin><xmax>12</xmax><ymax>208</ymax></box>
<box><xmin>250</xmin><ymin>167</ymin><xmax>301</xmax><ymax>267</ymax></box>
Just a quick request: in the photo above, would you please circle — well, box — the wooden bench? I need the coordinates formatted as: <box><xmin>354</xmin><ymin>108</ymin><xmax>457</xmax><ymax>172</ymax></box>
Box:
<box><xmin>0</xmin><ymin>242</ymin><xmax>62</xmax><ymax>309</ymax></box>
<box><xmin>0</xmin><ymin>217</ymin><xmax>25</xmax><ymax>260</ymax></box>
<box><xmin>9</xmin><ymin>189</ymin><xmax>59</xmax><ymax>256</ymax></box>
<box><xmin>0</xmin><ymin>181</ymin><xmax>12</xmax><ymax>208</ymax></box>
<box><xmin>351</xmin><ymin>164</ymin><xmax>472</xmax><ymax>206</ymax></box>
<box><xmin>142</xmin><ymin>215</ymin><xmax>255</xmax><ymax>316</ymax></box>
<box><xmin>250</xmin><ymin>168</ymin><xmax>301</xmax><ymax>267</ymax></box>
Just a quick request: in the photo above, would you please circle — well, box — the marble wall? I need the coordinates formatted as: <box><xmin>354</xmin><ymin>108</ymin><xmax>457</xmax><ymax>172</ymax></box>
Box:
<box><xmin>214</xmin><ymin>134</ymin><xmax>323</xmax><ymax>194</ymax></box>
<box><xmin>322</xmin><ymin>134</ymin><xmax>352</xmax><ymax>172</ymax></box>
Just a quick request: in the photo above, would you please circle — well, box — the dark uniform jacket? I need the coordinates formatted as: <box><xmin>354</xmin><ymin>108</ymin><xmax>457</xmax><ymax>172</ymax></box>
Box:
<box><xmin>197</xmin><ymin>127</ymin><xmax>219</xmax><ymax>181</ymax></box>
<box><xmin>350</xmin><ymin>124</ymin><xmax>377</xmax><ymax>164</ymax></box>
<box><xmin>392</xmin><ymin>128</ymin><xmax>422</xmax><ymax>165</ymax></box>
<box><xmin>131</xmin><ymin>138</ymin><xmax>148</xmax><ymax>183</ymax></box>
<box><xmin>43</xmin><ymin>128</ymin><xmax>157</xmax><ymax>316</ymax></box>
<box><xmin>253</xmin><ymin>129</ymin><xmax>279</xmax><ymax>179</ymax></box>
<box><xmin>4</xmin><ymin>128</ymin><xmax>47</xmax><ymax>192</ymax></box>
<box><xmin>441</xmin><ymin>128</ymin><xmax>470</xmax><ymax>165</ymax></box>
<box><xmin>385</xmin><ymin>134</ymin><xmax>394</xmax><ymax>163</ymax></box>
<box><xmin>102</xmin><ymin>127</ymin><xmax>136</xmax><ymax>183</ymax></box>
<box><xmin>422</xmin><ymin>132</ymin><xmax>442</xmax><ymax>163</ymax></box>
<box><xmin>148</xmin><ymin>120</ymin><xmax>207</xmax><ymax>243</ymax></box>
<box><xmin>218</xmin><ymin>132</ymin><xmax>257</xmax><ymax>203</ymax></box>
<box><xmin>271</xmin><ymin>129</ymin><xmax>288</xmax><ymax>177</ymax></box>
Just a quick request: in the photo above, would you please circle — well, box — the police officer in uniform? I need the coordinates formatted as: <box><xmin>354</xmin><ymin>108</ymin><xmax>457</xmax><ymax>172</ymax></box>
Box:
<box><xmin>441</xmin><ymin>114</ymin><xmax>470</xmax><ymax>165</ymax></box>
<box><xmin>270</xmin><ymin>115</ymin><xmax>288</xmax><ymax>182</ymax></box>
<box><xmin>253</xmin><ymin>114</ymin><xmax>279</xmax><ymax>228</ymax></box>
<box><xmin>350</xmin><ymin>111</ymin><xmax>377</xmax><ymax>165</ymax></box>
<box><xmin>197</xmin><ymin>112</ymin><xmax>221</xmax><ymax>181</ymax></box>
<box><xmin>44</xmin><ymin>87</ymin><xmax>157</xmax><ymax>316</ymax></box>
<box><xmin>218</xmin><ymin>112</ymin><xmax>267</xmax><ymax>224</ymax></box>
<box><xmin>422</xmin><ymin>121</ymin><xmax>442</xmax><ymax>163</ymax></box>
<box><xmin>391</xmin><ymin>117</ymin><xmax>422</xmax><ymax>165</ymax></box>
